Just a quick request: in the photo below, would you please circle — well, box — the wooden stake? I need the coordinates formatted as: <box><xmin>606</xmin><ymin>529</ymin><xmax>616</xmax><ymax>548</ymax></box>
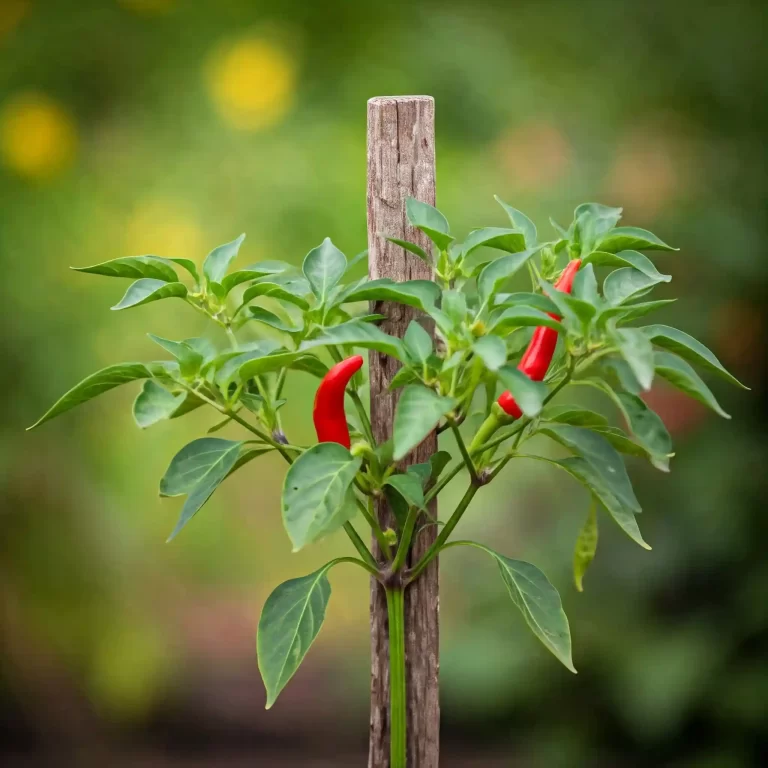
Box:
<box><xmin>367</xmin><ymin>96</ymin><xmax>439</xmax><ymax>768</ymax></box>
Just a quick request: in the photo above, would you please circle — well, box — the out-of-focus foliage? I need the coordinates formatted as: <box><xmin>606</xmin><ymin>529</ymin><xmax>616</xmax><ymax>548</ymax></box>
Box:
<box><xmin>2</xmin><ymin>0</ymin><xmax>766</xmax><ymax>765</ymax></box>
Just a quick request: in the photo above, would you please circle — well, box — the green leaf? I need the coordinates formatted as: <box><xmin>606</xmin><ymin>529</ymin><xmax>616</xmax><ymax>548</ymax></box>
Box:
<box><xmin>456</xmin><ymin>542</ymin><xmax>575</xmax><ymax>672</ymax></box>
<box><xmin>384</xmin><ymin>473</ymin><xmax>426</xmax><ymax>510</ymax></box>
<box><xmin>28</xmin><ymin>362</ymin><xmax>164</xmax><ymax>429</ymax></box>
<box><xmin>111</xmin><ymin>279</ymin><xmax>188</xmax><ymax>310</ymax></box>
<box><xmin>494</xmin><ymin>292</ymin><xmax>559</xmax><ymax>315</ymax></box>
<box><xmin>386</xmin><ymin>237</ymin><xmax>431</xmax><ymax>265</ymax></box>
<box><xmin>601</xmin><ymin>358</ymin><xmax>644</xmax><ymax>395</ymax></box>
<box><xmin>441</xmin><ymin>290</ymin><xmax>467</xmax><ymax>325</ymax></box>
<box><xmin>462</xmin><ymin>227</ymin><xmax>527</xmax><ymax>258</ymax></box>
<box><xmin>555</xmin><ymin>457</ymin><xmax>650</xmax><ymax>549</ymax></box>
<box><xmin>243</xmin><ymin>307</ymin><xmax>299</xmax><ymax>333</ymax></box>
<box><xmin>573</xmin><ymin>501</ymin><xmax>598</xmax><ymax>592</ymax></box>
<box><xmin>539</xmin><ymin>424</ymin><xmax>640</xmax><ymax>513</ymax></box>
<box><xmin>572</xmin><ymin>263</ymin><xmax>600</xmax><ymax>305</ymax></box>
<box><xmin>603</xmin><ymin>268</ymin><xmax>664</xmax><ymax>306</ymax></box>
<box><xmin>406</xmin><ymin>462</ymin><xmax>432</xmax><ymax>488</ymax></box>
<box><xmin>405</xmin><ymin>197</ymin><xmax>454</xmax><ymax>251</ymax></box>
<box><xmin>257</xmin><ymin>561</ymin><xmax>339</xmax><ymax>708</ymax></box>
<box><xmin>288</xmin><ymin>354</ymin><xmax>329</xmax><ymax>379</ymax></box>
<box><xmin>494</xmin><ymin>196</ymin><xmax>537</xmax><ymax>247</ymax></box>
<box><xmin>203</xmin><ymin>234</ymin><xmax>246</xmax><ymax>284</ymax></box>
<box><xmin>598</xmin><ymin>299</ymin><xmax>677</xmax><ymax>326</ymax></box>
<box><xmin>497</xmin><ymin>367</ymin><xmax>547</xmax><ymax>418</ymax></box>
<box><xmin>345</xmin><ymin>248</ymin><xmax>368</xmax><ymax>273</ymax></box>
<box><xmin>301</xmin><ymin>320</ymin><xmax>405</xmax><ymax>361</ymax></box>
<box><xmin>490</xmin><ymin>306</ymin><xmax>564</xmax><ymax>335</ymax></box>
<box><xmin>543</xmin><ymin>405</ymin><xmax>609</xmax><ymax>428</ymax></box>
<box><xmin>614</xmin><ymin>327</ymin><xmax>655</xmax><ymax>391</ymax></box>
<box><xmin>238</xmin><ymin>351</ymin><xmax>305</xmax><ymax>381</ymax></box>
<box><xmin>282</xmin><ymin>443</ymin><xmax>361</xmax><ymax>551</ymax></box>
<box><xmin>388</xmin><ymin>366</ymin><xmax>420</xmax><ymax>390</ymax></box>
<box><xmin>340</xmin><ymin>278</ymin><xmax>441</xmax><ymax>313</ymax></box>
<box><xmin>241</xmin><ymin>279</ymin><xmax>311</xmax><ymax>310</ymax></box>
<box><xmin>404</xmin><ymin>321</ymin><xmax>433</xmax><ymax>364</ymax></box>
<box><xmin>393</xmin><ymin>386</ymin><xmax>456</xmax><ymax>461</ymax></box>
<box><xmin>220</xmin><ymin>261</ymin><xmax>292</xmax><ymax>295</ymax></box>
<box><xmin>654</xmin><ymin>352</ymin><xmax>730</xmax><ymax>419</ymax></box>
<box><xmin>583</xmin><ymin>250</ymin><xmax>671</xmax><ymax>283</ymax></box>
<box><xmin>538</xmin><ymin>277</ymin><xmax>595</xmax><ymax>328</ymax></box>
<box><xmin>641</xmin><ymin>325</ymin><xmax>747</xmax><ymax>389</ymax></box>
<box><xmin>132</xmin><ymin>380</ymin><xmax>185</xmax><ymax>428</ymax></box>
<box><xmin>218</xmin><ymin>344</ymin><xmax>283</xmax><ymax>388</ymax></box>
<box><xmin>473</xmin><ymin>335</ymin><xmax>508</xmax><ymax>371</ymax></box>
<box><xmin>596</xmin><ymin>226</ymin><xmax>677</xmax><ymax>253</ymax></box>
<box><xmin>72</xmin><ymin>255</ymin><xmax>179</xmax><ymax>282</ymax></box>
<box><xmin>477</xmin><ymin>248</ymin><xmax>540</xmax><ymax>304</ymax></box>
<box><xmin>148</xmin><ymin>334</ymin><xmax>204</xmax><ymax>378</ymax></box>
<box><xmin>162</xmin><ymin>438</ymin><xmax>244</xmax><ymax>541</ymax></box>
<box><xmin>168</xmin><ymin>258</ymin><xmax>200</xmax><ymax>284</ymax></box>
<box><xmin>429</xmin><ymin>450</ymin><xmax>452</xmax><ymax>480</ymax></box>
<box><xmin>302</xmin><ymin>238</ymin><xmax>347</xmax><ymax>303</ymax></box>
<box><xmin>572</xmin><ymin>203</ymin><xmax>623</xmax><ymax>252</ymax></box>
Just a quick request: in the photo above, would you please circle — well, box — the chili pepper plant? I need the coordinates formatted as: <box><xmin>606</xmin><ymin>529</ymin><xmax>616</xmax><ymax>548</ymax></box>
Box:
<box><xmin>30</xmin><ymin>199</ymin><xmax>744</xmax><ymax>766</ymax></box>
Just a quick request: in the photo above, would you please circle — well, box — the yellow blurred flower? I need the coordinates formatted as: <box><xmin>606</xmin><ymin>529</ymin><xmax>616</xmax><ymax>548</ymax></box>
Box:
<box><xmin>124</xmin><ymin>199</ymin><xmax>203</xmax><ymax>259</ymax></box>
<box><xmin>205</xmin><ymin>36</ymin><xmax>297</xmax><ymax>131</ymax></box>
<box><xmin>0</xmin><ymin>0</ymin><xmax>29</xmax><ymax>42</ymax></box>
<box><xmin>1</xmin><ymin>92</ymin><xmax>78</xmax><ymax>180</ymax></box>
<box><xmin>118</xmin><ymin>0</ymin><xmax>176</xmax><ymax>14</ymax></box>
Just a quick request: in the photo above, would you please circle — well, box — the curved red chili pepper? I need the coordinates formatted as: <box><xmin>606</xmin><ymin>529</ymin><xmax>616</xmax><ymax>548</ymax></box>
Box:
<box><xmin>313</xmin><ymin>355</ymin><xmax>364</xmax><ymax>448</ymax></box>
<box><xmin>497</xmin><ymin>259</ymin><xmax>582</xmax><ymax>418</ymax></box>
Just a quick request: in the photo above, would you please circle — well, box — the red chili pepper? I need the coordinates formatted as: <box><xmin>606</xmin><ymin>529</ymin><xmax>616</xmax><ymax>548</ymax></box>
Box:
<box><xmin>313</xmin><ymin>355</ymin><xmax>364</xmax><ymax>448</ymax></box>
<box><xmin>497</xmin><ymin>259</ymin><xmax>582</xmax><ymax>418</ymax></box>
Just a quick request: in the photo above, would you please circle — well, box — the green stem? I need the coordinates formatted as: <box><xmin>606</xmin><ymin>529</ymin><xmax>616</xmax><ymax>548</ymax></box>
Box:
<box><xmin>333</xmin><ymin>555</ymin><xmax>381</xmax><ymax>578</ymax></box>
<box><xmin>450</xmin><ymin>420</ymin><xmax>477</xmax><ymax>484</ymax></box>
<box><xmin>424</xmin><ymin>460</ymin><xmax>464</xmax><ymax>505</ymax></box>
<box><xmin>386</xmin><ymin>586</ymin><xmax>407</xmax><ymax>768</ymax></box>
<box><xmin>391</xmin><ymin>505</ymin><xmax>419</xmax><ymax>572</ymax></box>
<box><xmin>357</xmin><ymin>497</ymin><xmax>393</xmax><ymax>560</ymax></box>
<box><xmin>350</xmin><ymin>389</ymin><xmax>376</xmax><ymax>445</ymax></box>
<box><xmin>406</xmin><ymin>482</ymin><xmax>479</xmax><ymax>583</ymax></box>
<box><xmin>343</xmin><ymin>523</ymin><xmax>379</xmax><ymax>572</ymax></box>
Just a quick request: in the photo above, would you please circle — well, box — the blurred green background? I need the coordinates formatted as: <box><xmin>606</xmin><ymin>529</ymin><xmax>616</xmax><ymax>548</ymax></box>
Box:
<box><xmin>2</xmin><ymin>0</ymin><xmax>767</xmax><ymax>765</ymax></box>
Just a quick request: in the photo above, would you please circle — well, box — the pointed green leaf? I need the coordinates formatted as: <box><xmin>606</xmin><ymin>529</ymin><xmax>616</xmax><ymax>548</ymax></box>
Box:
<box><xmin>614</xmin><ymin>327</ymin><xmax>655</xmax><ymax>391</ymax></box>
<box><xmin>473</xmin><ymin>335</ymin><xmax>508</xmax><ymax>371</ymax></box>
<box><xmin>477</xmin><ymin>247</ymin><xmax>540</xmax><ymax>303</ymax></box>
<box><xmin>258</xmin><ymin>561</ymin><xmax>340</xmax><ymax>708</ymax></box>
<box><xmin>243</xmin><ymin>307</ymin><xmax>300</xmax><ymax>333</ymax></box>
<box><xmin>572</xmin><ymin>203</ymin><xmax>623</xmax><ymax>252</ymax></box>
<box><xmin>162</xmin><ymin>438</ymin><xmax>245</xmax><ymax>540</ymax></box>
<box><xmin>340</xmin><ymin>278</ymin><xmax>441</xmax><ymax>313</ymax></box>
<box><xmin>539</xmin><ymin>424</ymin><xmax>640</xmax><ymax>513</ymax></box>
<box><xmin>384</xmin><ymin>473</ymin><xmax>426</xmax><ymax>510</ymax></box>
<box><xmin>453</xmin><ymin>541</ymin><xmax>575</xmax><ymax>672</ymax></box>
<box><xmin>148</xmin><ymin>334</ymin><xmax>204</xmax><ymax>378</ymax></box>
<box><xmin>168</xmin><ymin>258</ymin><xmax>199</xmax><ymax>284</ymax></box>
<box><xmin>555</xmin><ymin>456</ymin><xmax>650</xmax><ymax>549</ymax></box>
<box><xmin>497</xmin><ymin>366</ymin><xmax>547</xmax><ymax>418</ymax></box>
<box><xmin>282</xmin><ymin>443</ymin><xmax>361</xmax><ymax>551</ymax></box>
<box><xmin>441</xmin><ymin>290</ymin><xmax>467</xmax><ymax>325</ymax></box>
<box><xmin>301</xmin><ymin>320</ymin><xmax>405</xmax><ymax>361</ymax></box>
<box><xmin>429</xmin><ymin>450</ymin><xmax>452</xmax><ymax>481</ymax></box>
<box><xmin>203</xmin><ymin>234</ymin><xmax>246</xmax><ymax>284</ymax></box>
<box><xmin>494</xmin><ymin>196</ymin><xmax>537</xmax><ymax>247</ymax></box>
<box><xmin>543</xmin><ymin>406</ymin><xmax>609</xmax><ymax>428</ymax></box>
<box><xmin>393</xmin><ymin>386</ymin><xmax>456</xmax><ymax>460</ymax></box>
<box><xmin>386</xmin><ymin>237</ymin><xmax>431</xmax><ymax>265</ymax></box>
<box><xmin>132</xmin><ymin>380</ymin><xmax>185</xmax><ymax>428</ymax></box>
<box><xmin>220</xmin><ymin>261</ymin><xmax>292</xmax><ymax>295</ymax></box>
<box><xmin>28</xmin><ymin>362</ymin><xmax>164</xmax><ymax>429</ymax></box>
<box><xmin>654</xmin><ymin>352</ymin><xmax>730</xmax><ymax>418</ymax></box>
<box><xmin>598</xmin><ymin>299</ymin><xmax>677</xmax><ymax>326</ymax></box>
<box><xmin>302</xmin><ymin>238</ymin><xmax>347</xmax><ymax>303</ymax></box>
<box><xmin>583</xmin><ymin>249</ymin><xmax>671</xmax><ymax>283</ymax></box>
<box><xmin>462</xmin><ymin>227</ymin><xmax>527</xmax><ymax>258</ymax></box>
<box><xmin>404</xmin><ymin>321</ymin><xmax>433</xmax><ymax>364</ymax></box>
<box><xmin>494</xmin><ymin>292</ymin><xmax>559</xmax><ymax>315</ymax></box>
<box><xmin>573</xmin><ymin>501</ymin><xmax>598</xmax><ymax>592</ymax></box>
<box><xmin>642</xmin><ymin>325</ymin><xmax>747</xmax><ymax>389</ymax></box>
<box><xmin>72</xmin><ymin>255</ymin><xmax>178</xmax><ymax>282</ymax></box>
<box><xmin>603</xmin><ymin>268</ymin><xmax>663</xmax><ymax>306</ymax></box>
<box><xmin>597</xmin><ymin>226</ymin><xmax>677</xmax><ymax>253</ymax></box>
<box><xmin>405</xmin><ymin>197</ymin><xmax>454</xmax><ymax>251</ymax></box>
<box><xmin>111</xmin><ymin>279</ymin><xmax>188</xmax><ymax>310</ymax></box>
<box><xmin>241</xmin><ymin>279</ymin><xmax>310</xmax><ymax>310</ymax></box>
<box><xmin>490</xmin><ymin>306</ymin><xmax>564</xmax><ymax>335</ymax></box>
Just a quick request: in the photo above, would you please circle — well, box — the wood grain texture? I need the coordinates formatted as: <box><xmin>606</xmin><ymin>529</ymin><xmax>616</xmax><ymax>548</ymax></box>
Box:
<box><xmin>367</xmin><ymin>96</ymin><xmax>440</xmax><ymax>768</ymax></box>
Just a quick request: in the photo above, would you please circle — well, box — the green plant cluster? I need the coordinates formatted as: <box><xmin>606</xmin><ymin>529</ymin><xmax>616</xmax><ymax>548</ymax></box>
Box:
<box><xmin>29</xmin><ymin>198</ymin><xmax>744</xmax><ymax>719</ymax></box>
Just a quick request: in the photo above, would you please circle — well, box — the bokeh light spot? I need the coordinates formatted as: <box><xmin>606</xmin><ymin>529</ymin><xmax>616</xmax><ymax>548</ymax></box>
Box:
<box><xmin>1</xmin><ymin>92</ymin><xmax>78</xmax><ymax>181</ymax></box>
<box><xmin>205</xmin><ymin>36</ymin><xmax>296</xmax><ymax>131</ymax></box>
<box><xmin>124</xmin><ymin>199</ymin><xmax>203</xmax><ymax>259</ymax></box>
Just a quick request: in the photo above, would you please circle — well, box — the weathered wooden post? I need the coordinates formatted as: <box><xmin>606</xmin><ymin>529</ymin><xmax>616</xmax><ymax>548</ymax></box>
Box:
<box><xmin>367</xmin><ymin>96</ymin><xmax>440</xmax><ymax>768</ymax></box>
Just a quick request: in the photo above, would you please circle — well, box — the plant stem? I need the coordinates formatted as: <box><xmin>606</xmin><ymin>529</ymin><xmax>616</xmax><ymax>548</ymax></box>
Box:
<box><xmin>386</xmin><ymin>586</ymin><xmax>407</xmax><ymax>768</ymax></box>
<box><xmin>343</xmin><ymin>523</ymin><xmax>379</xmax><ymax>572</ymax></box>
<box><xmin>357</xmin><ymin>496</ymin><xmax>393</xmax><ymax>561</ymax></box>
<box><xmin>391</xmin><ymin>505</ymin><xmax>419</xmax><ymax>573</ymax></box>
<box><xmin>350</xmin><ymin>389</ymin><xmax>376</xmax><ymax>445</ymax></box>
<box><xmin>334</xmin><ymin>555</ymin><xmax>381</xmax><ymax>578</ymax></box>
<box><xmin>424</xmin><ymin>460</ymin><xmax>464</xmax><ymax>505</ymax></box>
<box><xmin>450</xmin><ymin>419</ymin><xmax>478</xmax><ymax>484</ymax></box>
<box><xmin>406</xmin><ymin>482</ymin><xmax>479</xmax><ymax>583</ymax></box>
